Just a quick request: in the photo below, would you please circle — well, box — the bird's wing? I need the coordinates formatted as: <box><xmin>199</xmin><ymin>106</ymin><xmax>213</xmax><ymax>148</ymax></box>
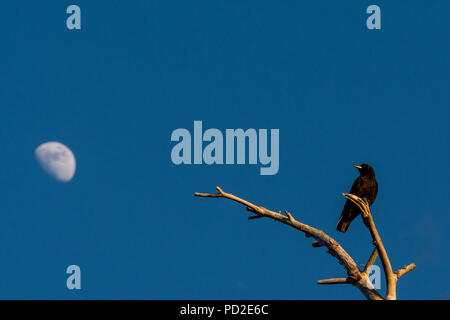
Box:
<box><xmin>344</xmin><ymin>177</ymin><xmax>363</xmax><ymax>221</ymax></box>
<box><xmin>336</xmin><ymin>177</ymin><xmax>363</xmax><ymax>232</ymax></box>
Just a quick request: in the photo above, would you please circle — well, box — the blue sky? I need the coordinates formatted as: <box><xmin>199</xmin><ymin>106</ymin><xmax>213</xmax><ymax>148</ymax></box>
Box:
<box><xmin>0</xmin><ymin>1</ymin><xmax>448</xmax><ymax>299</ymax></box>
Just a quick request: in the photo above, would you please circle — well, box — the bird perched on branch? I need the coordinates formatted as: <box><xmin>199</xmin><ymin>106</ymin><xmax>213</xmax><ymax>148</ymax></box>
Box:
<box><xmin>336</xmin><ymin>163</ymin><xmax>378</xmax><ymax>233</ymax></box>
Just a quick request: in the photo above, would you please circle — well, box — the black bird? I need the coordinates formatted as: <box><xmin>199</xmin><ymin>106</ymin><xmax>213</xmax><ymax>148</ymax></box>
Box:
<box><xmin>336</xmin><ymin>163</ymin><xmax>378</xmax><ymax>233</ymax></box>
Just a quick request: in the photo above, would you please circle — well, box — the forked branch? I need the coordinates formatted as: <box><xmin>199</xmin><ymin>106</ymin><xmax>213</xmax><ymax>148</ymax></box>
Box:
<box><xmin>342</xmin><ymin>193</ymin><xmax>416</xmax><ymax>299</ymax></box>
<box><xmin>195</xmin><ymin>186</ymin><xmax>416</xmax><ymax>300</ymax></box>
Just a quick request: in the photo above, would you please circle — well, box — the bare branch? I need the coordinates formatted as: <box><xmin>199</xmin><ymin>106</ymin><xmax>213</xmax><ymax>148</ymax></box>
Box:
<box><xmin>194</xmin><ymin>192</ymin><xmax>222</xmax><ymax>198</ymax></box>
<box><xmin>342</xmin><ymin>193</ymin><xmax>417</xmax><ymax>300</ymax></box>
<box><xmin>284</xmin><ymin>210</ymin><xmax>294</xmax><ymax>223</ymax></box>
<box><xmin>248</xmin><ymin>215</ymin><xmax>264</xmax><ymax>220</ymax></box>
<box><xmin>395</xmin><ymin>263</ymin><xmax>416</xmax><ymax>280</ymax></box>
<box><xmin>363</xmin><ymin>248</ymin><xmax>378</xmax><ymax>274</ymax></box>
<box><xmin>196</xmin><ymin>188</ymin><xmax>359</xmax><ymax>277</ymax></box>
<box><xmin>196</xmin><ymin>187</ymin><xmax>414</xmax><ymax>300</ymax></box>
<box><xmin>312</xmin><ymin>241</ymin><xmax>324</xmax><ymax>248</ymax></box>
<box><xmin>195</xmin><ymin>187</ymin><xmax>385</xmax><ymax>300</ymax></box>
<box><xmin>317</xmin><ymin>278</ymin><xmax>350</xmax><ymax>285</ymax></box>
<box><xmin>343</xmin><ymin>193</ymin><xmax>397</xmax><ymax>299</ymax></box>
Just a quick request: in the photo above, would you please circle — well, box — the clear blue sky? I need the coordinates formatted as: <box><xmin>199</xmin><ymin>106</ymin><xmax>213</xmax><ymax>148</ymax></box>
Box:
<box><xmin>0</xmin><ymin>1</ymin><xmax>448</xmax><ymax>299</ymax></box>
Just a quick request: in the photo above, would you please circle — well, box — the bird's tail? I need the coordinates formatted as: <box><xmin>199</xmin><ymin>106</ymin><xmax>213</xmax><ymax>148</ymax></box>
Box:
<box><xmin>336</xmin><ymin>216</ymin><xmax>350</xmax><ymax>233</ymax></box>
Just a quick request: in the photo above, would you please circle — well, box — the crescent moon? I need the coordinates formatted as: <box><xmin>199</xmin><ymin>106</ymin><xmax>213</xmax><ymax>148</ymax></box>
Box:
<box><xmin>35</xmin><ymin>142</ymin><xmax>76</xmax><ymax>182</ymax></box>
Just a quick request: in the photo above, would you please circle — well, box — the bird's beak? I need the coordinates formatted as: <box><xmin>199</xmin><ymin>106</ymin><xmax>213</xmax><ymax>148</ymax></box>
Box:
<box><xmin>353</xmin><ymin>165</ymin><xmax>362</xmax><ymax>169</ymax></box>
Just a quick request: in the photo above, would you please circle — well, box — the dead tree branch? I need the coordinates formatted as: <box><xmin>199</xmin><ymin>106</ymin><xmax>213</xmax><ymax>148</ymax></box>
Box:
<box><xmin>342</xmin><ymin>193</ymin><xmax>416</xmax><ymax>299</ymax></box>
<box><xmin>195</xmin><ymin>186</ymin><xmax>416</xmax><ymax>300</ymax></box>
<box><xmin>363</xmin><ymin>248</ymin><xmax>379</xmax><ymax>274</ymax></box>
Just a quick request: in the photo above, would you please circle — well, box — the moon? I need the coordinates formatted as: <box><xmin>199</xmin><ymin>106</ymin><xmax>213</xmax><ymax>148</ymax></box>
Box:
<box><xmin>35</xmin><ymin>142</ymin><xmax>76</xmax><ymax>182</ymax></box>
